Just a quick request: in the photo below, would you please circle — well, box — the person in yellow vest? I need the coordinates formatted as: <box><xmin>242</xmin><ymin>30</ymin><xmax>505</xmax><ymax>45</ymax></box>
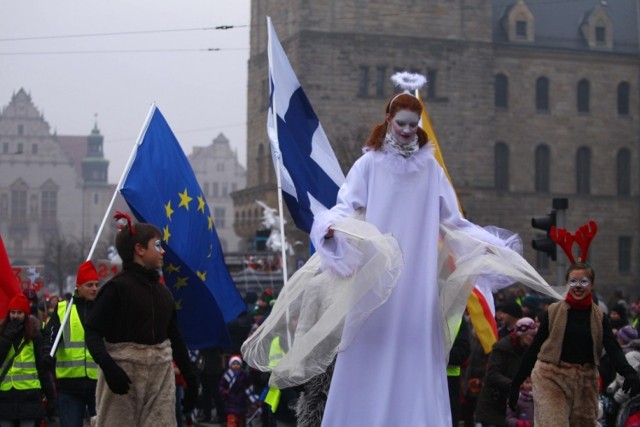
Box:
<box><xmin>0</xmin><ymin>293</ymin><xmax>55</xmax><ymax>426</ymax></box>
<box><xmin>42</xmin><ymin>260</ymin><xmax>100</xmax><ymax>427</ymax></box>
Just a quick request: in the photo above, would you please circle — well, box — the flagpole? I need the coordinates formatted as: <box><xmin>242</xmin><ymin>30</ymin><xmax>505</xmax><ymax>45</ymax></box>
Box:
<box><xmin>50</xmin><ymin>103</ymin><xmax>157</xmax><ymax>358</ymax></box>
<box><xmin>267</xmin><ymin>16</ymin><xmax>291</xmax><ymax>350</ymax></box>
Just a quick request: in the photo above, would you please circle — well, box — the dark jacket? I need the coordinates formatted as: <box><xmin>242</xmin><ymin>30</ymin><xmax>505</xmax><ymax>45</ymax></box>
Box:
<box><xmin>219</xmin><ymin>368</ymin><xmax>254</xmax><ymax>415</ymax></box>
<box><xmin>42</xmin><ymin>295</ymin><xmax>96</xmax><ymax>395</ymax></box>
<box><xmin>475</xmin><ymin>334</ymin><xmax>527</xmax><ymax>426</ymax></box>
<box><xmin>84</xmin><ymin>263</ymin><xmax>194</xmax><ymax>383</ymax></box>
<box><xmin>0</xmin><ymin>315</ymin><xmax>54</xmax><ymax>420</ymax></box>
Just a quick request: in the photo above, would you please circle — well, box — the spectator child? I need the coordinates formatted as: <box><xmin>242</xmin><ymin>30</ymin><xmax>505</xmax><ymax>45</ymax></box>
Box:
<box><xmin>219</xmin><ymin>355</ymin><xmax>258</xmax><ymax>427</ymax></box>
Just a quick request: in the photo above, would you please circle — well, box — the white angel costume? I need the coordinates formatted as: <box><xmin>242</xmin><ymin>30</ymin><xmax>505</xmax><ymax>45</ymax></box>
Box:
<box><xmin>243</xmin><ymin>141</ymin><xmax>562</xmax><ymax>426</ymax></box>
<box><xmin>310</xmin><ymin>141</ymin><xmax>563</xmax><ymax>426</ymax></box>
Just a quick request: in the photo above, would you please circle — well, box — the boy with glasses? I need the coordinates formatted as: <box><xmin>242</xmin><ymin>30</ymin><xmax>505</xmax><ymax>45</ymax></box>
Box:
<box><xmin>509</xmin><ymin>262</ymin><xmax>640</xmax><ymax>426</ymax></box>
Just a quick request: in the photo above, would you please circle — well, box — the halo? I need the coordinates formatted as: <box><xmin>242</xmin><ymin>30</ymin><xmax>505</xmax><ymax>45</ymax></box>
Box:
<box><xmin>390</xmin><ymin>71</ymin><xmax>427</xmax><ymax>92</ymax></box>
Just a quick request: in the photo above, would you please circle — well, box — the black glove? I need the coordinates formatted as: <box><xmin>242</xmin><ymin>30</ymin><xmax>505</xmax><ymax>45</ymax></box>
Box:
<box><xmin>101</xmin><ymin>361</ymin><xmax>132</xmax><ymax>395</ymax></box>
<box><xmin>41</xmin><ymin>355</ymin><xmax>56</xmax><ymax>372</ymax></box>
<box><xmin>3</xmin><ymin>319</ymin><xmax>24</xmax><ymax>341</ymax></box>
<box><xmin>622</xmin><ymin>374</ymin><xmax>640</xmax><ymax>397</ymax></box>
<box><xmin>182</xmin><ymin>375</ymin><xmax>199</xmax><ymax>413</ymax></box>
<box><xmin>508</xmin><ymin>385</ymin><xmax>520</xmax><ymax>412</ymax></box>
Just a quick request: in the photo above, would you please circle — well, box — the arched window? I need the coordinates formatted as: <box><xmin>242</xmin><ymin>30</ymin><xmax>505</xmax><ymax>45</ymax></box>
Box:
<box><xmin>576</xmin><ymin>146</ymin><xmax>591</xmax><ymax>194</ymax></box>
<box><xmin>256</xmin><ymin>142</ymin><xmax>265</xmax><ymax>184</ymax></box>
<box><xmin>617</xmin><ymin>148</ymin><xmax>631</xmax><ymax>196</ymax></box>
<box><xmin>536</xmin><ymin>77</ymin><xmax>549</xmax><ymax>112</ymax></box>
<box><xmin>577</xmin><ymin>79</ymin><xmax>590</xmax><ymax>113</ymax></box>
<box><xmin>494</xmin><ymin>142</ymin><xmax>509</xmax><ymax>190</ymax></box>
<box><xmin>495</xmin><ymin>74</ymin><xmax>508</xmax><ymax>109</ymax></box>
<box><xmin>534</xmin><ymin>144</ymin><xmax>550</xmax><ymax>192</ymax></box>
<box><xmin>617</xmin><ymin>82</ymin><xmax>630</xmax><ymax>116</ymax></box>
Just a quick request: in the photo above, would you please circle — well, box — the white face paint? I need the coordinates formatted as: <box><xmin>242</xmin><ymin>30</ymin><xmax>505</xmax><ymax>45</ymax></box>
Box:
<box><xmin>388</xmin><ymin>110</ymin><xmax>420</xmax><ymax>145</ymax></box>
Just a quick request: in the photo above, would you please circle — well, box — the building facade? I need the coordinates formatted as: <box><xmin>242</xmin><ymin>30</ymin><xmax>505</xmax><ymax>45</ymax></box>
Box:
<box><xmin>0</xmin><ymin>89</ymin><xmax>115</xmax><ymax>282</ymax></box>
<box><xmin>189</xmin><ymin>133</ymin><xmax>247</xmax><ymax>252</ymax></box>
<box><xmin>233</xmin><ymin>0</ymin><xmax>640</xmax><ymax>298</ymax></box>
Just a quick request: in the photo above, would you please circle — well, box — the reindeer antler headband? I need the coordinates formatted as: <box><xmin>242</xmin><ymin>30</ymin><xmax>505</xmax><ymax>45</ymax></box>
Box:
<box><xmin>550</xmin><ymin>220</ymin><xmax>597</xmax><ymax>264</ymax></box>
<box><xmin>114</xmin><ymin>211</ymin><xmax>136</xmax><ymax>236</ymax></box>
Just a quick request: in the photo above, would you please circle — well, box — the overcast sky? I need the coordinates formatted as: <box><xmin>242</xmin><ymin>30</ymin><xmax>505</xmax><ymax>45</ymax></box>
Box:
<box><xmin>0</xmin><ymin>0</ymin><xmax>251</xmax><ymax>181</ymax></box>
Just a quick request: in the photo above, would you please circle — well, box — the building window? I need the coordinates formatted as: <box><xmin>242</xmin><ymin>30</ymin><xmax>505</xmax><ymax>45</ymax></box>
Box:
<box><xmin>2</xmin><ymin>143</ymin><xmax>8</xmax><ymax>154</ymax></box>
<box><xmin>17</xmin><ymin>143</ymin><xmax>23</xmax><ymax>154</ymax></box>
<box><xmin>29</xmin><ymin>194</ymin><xmax>38</xmax><ymax>220</ymax></box>
<box><xmin>494</xmin><ymin>142</ymin><xmax>509</xmax><ymax>191</ymax></box>
<box><xmin>212</xmin><ymin>183</ymin><xmax>219</xmax><ymax>198</ymax></box>
<box><xmin>534</xmin><ymin>144</ymin><xmax>550</xmax><ymax>192</ymax></box>
<box><xmin>595</xmin><ymin>26</ymin><xmax>606</xmax><ymax>45</ymax></box>
<box><xmin>358</xmin><ymin>66</ymin><xmax>369</xmax><ymax>98</ymax></box>
<box><xmin>576</xmin><ymin>146</ymin><xmax>591</xmax><ymax>194</ymax></box>
<box><xmin>17</xmin><ymin>124</ymin><xmax>24</xmax><ymax>135</ymax></box>
<box><xmin>426</xmin><ymin>69</ymin><xmax>437</xmax><ymax>99</ymax></box>
<box><xmin>231</xmin><ymin>183</ymin><xmax>237</xmax><ymax>192</ymax></box>
<box><xmin>203</xmin><ymin>182</ymin><xmax>210</xmax><ymax>197</ymax></box>
<box><xmin>0</xmin><ymin>194</ymin><xmax>7</xmax><ymax>218</ymax></box>
<box><xmin>214</xmin><ymin>207</ymin><xmax>226</xmax><ymax>228</ymax></box>
<box><xmin>617</xmin><ymin>148</ymin><xmax>631</xmax><ymax>196</ymax></box>
<box><xmin>618</xmin><ymin>236</ymin><xmax>632</xmax><ymax>273</ymax></box>
<box><xmin>94</xmin><ymin>193</ymin><xmax>99</xmax><ymax>204</ymax></box>
<box><xmin>11</xmin><ymin>188</ymin><xmax>27</xmax><ymax>223</ymax></box>
<box><xmin>536</xmin><ymin>77</ymin><xmax>549</xmax><ymax>112</ymax></box>
<box><xmin>375</xmin><ymin>66</ymin><xmax>386</xmax><ymax>99</ymax></box>
<box><xmin>222</xmin><ymin>183</ymin><xmax>228</xmax><ymax>197</ymax></box>
<box><xmin>217</xmin><ymin>163</ymin><xmax>224</xmax><ymax>172</ymax></box>
<box><xmin>577</xmin><ymin>79</ymin><xmax>590</xmax><ymax>113</ymax></box>
<box><xmin>257</xmin><ymin>142</ymin><xmax>265</xmax><ymax>185</ymax></box>
<box><xmin>495</xmin><ymin>74</ymin><xmax>508</xmax><ymax>109</ymax></box>
<box><xmin>516</xmin><ymin>21</ymin><xmax>527</xmax><ymax>38</ymax></box>
<box><xmin>31</xmin><ymin>144</ymin><xmax>38</xmax><ymax>155</ymax></box>
<box><xmin>617</xmin><ymin>82</ymin><xmax>630</xmax><ymax>116</ymax></box>
<box><xmin>41</xmin><ymin>188</ymin><xmax>57</xmax><ymax>224</ymax></box>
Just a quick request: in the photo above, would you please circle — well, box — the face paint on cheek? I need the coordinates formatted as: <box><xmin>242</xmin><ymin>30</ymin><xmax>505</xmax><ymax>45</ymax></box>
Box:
<box><xmin>389</xmin><ymin>110</ymin><xmax>420</xmax><ymax>144</ymax></box>
<box><xmin>153</xmin><ymin>240</ymin><xmax>163</xmax><ymax>253</ymax></box>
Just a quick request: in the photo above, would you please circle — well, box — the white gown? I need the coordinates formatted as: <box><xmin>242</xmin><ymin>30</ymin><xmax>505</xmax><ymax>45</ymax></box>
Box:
<box><xmin>313</xmin><ymin>143</ymin><xmax>502</xmax><ymax>426</ymax></box>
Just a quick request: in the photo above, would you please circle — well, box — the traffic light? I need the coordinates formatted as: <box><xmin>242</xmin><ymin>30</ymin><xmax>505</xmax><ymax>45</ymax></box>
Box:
<box><xmin>531</xmin><ymin>211</ymin><xmax>557</xmax><ymax>261</ymax></box>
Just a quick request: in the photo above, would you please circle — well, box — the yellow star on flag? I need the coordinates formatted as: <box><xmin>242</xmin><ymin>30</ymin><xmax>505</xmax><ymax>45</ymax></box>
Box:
<box><xmin>175</xmin><ymin>299</ymin><xmax>182</xmax><ymax>310</ymax></box>
<box><xmin>174</xmin><ymin>276</ymin><xmax>188</xmax><ymax>290</ymax></box>
<box><xmin>197</xmin><ymin>195</ymin><xmax>206</xmax><ymax>214</ymax></box>
<box><xmin>164</xmin><ymin>201</ymin><xmax>174</xmax><ymax>221</ymax></box>
<box><xmin>208</xmin><ymin>215</ymin><xmax>214</xmax><ymax>231</ymax></box>
<box><xmin>166</xmin><ymin>263</ymin><xmax>180</xmax><ymax>274</ymax></box>
<box><xmin>178</xmin><ymin>188</ymin><xmax>192</xmax><ymax>211</ymax></box>
<box><xmin>163</xmin><ymin>225</ymin><xmax>171</xmax><ymax>244</ymax></box>
<box><xmin>197</xmin><ymin>270</ymin><xmax>207</xmax><ymax>281</ymax></box>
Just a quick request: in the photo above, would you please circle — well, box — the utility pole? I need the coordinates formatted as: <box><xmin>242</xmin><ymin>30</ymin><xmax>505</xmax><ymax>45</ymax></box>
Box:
<box><xmin>553</xmin><ymin>198</ymin><xmax>569</xmax><ymax>287</ymax></box>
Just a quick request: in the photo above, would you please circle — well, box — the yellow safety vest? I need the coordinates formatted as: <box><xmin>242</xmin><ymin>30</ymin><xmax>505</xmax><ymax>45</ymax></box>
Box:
<box><xmin>447</xmin><ymin>319</ymin><xmax>463</xmax><ymax>377</ymax></box>
<box><xmin>0</xmin><ymin>339</ymin><xmax>40</xmax><ymax>391</ymax></box>
<box><xmin>55</xmin><ymin>301</ymin><xmax>98</xmax><ymax>380</ymax></box>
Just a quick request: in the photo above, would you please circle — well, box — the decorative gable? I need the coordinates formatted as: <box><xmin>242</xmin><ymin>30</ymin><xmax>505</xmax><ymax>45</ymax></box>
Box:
<box><xmin>502</xmin><ymin>0</ymin><xmax>535</xmax><ymax>43</ymax></box>
<box><xmin>580</xmin><ymin>6</ymin><xmax>613</xmax><ymax>50</ymax></box>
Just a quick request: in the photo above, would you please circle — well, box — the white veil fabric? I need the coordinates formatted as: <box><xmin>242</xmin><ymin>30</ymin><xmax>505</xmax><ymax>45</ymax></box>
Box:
<box><xmin>438</xmin><ymin>221</ymin><xmax>564</xmax><ymax>357</ymax></box>
<box><xmin>242</xmin><ymin>217</ymin><xmax>565</xmax><ymax>388</ymax></box>
<box><xmin>241</xmin><ymin>217</ymin><xmax>404</xmax><ymax>389</ymax></box>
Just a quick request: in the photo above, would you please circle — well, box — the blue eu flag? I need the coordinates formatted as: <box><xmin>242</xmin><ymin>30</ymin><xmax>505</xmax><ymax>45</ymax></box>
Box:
<box><xmin>120</xmin><ymin>105</ymin><xmax>246</xmax><ymax>349</ymax></box>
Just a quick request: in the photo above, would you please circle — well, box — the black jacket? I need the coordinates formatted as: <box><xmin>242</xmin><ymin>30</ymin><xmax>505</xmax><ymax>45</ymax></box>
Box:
<box><xmin>85</xmin><ymin>263</ymin><xmax>194</xmax><ymax>382</ymax></box>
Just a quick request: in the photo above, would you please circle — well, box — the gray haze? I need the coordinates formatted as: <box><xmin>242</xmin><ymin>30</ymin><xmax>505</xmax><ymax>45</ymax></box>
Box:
<box><xmin>0</xmin><ymin>0</ymin><xmax>250</xmax><ymax>181</ymax></box>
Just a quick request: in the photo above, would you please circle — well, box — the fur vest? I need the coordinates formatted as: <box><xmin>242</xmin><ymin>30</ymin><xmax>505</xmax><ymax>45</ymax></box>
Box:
<box><xmin>538</xmin><ymin>301</ymin><xmax>603</xmax><ymax>366</ymax></box>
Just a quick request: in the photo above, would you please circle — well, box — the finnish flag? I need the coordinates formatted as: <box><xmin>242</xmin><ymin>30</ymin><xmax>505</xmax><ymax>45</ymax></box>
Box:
<box><xmin>266</xmin><ymin>17</ymin><xmax>345</xmax><ymax>233</ymax></box>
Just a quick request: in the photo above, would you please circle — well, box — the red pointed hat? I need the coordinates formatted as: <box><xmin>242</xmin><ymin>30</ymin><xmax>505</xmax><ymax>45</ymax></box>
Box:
<box><xmin>8</xmin><ymin>293</ymin><xmax>30</xmax><ymax>315</ymax></box>
<box><xmin>76</xmin><ymin>261</ymin><xmax>99</xmax><ymax>287</ymax></box>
